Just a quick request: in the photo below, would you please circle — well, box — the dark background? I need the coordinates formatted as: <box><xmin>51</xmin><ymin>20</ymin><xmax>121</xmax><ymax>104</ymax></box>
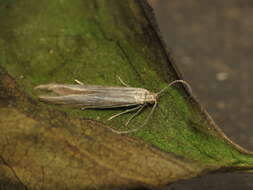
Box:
<box><xmin>148</xmin><ymin>0</ymin><xmax>253</xmax><ymax>189</ymax></box>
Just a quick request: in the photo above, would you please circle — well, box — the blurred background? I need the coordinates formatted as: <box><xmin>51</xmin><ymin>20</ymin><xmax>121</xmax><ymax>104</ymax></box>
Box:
<box><xmin>147</xmin><ymin>0</ymin><xmax>253</xmax><ymax>189</ymax></box>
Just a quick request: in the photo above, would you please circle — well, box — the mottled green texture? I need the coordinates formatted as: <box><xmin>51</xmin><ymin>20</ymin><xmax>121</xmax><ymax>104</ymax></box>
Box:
<box><xmin>0</xmin><ymin>1</ymin><xmax>253</xmax><ymax>185</ymax></box>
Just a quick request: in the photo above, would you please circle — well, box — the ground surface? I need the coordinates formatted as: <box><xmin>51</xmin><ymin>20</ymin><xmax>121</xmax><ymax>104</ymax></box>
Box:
<box><xmin>148</xmin><ymin>0</ymin><xmax>253</xmax><ymax>189</ymax></box>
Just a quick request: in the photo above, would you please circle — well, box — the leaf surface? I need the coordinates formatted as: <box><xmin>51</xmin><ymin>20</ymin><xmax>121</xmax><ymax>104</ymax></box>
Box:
<box><xmin>0</xmin><ymin>0</ymin><xmax>253</xmax><ymax>189</ymax></box>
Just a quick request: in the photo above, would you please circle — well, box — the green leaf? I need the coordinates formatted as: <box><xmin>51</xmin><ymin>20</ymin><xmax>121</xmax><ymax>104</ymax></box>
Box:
<box><xmin>0</xmin><ymin>0</ymin><xmax>253</xmax><ymax>189</ymax></box>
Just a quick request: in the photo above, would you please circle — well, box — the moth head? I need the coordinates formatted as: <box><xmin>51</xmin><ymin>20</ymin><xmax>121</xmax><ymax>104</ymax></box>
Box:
<box><xmin>146</xmin><ymin>92</ymin><xmax>158</xmax><ymax>104</ymax></box>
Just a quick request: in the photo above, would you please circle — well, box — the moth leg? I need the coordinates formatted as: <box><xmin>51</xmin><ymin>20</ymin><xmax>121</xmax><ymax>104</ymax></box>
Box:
<box><xmin>109</xmin><ymin>101</ymin><xmax>158</xmax><ymax>134</ymax></box>
<box><xmin>125</xmin><ymin>104</ymin><xmax>146</xmax><ymax>126</ymax></box>
<box><xmin>107</xmin><ymin>105</ymin><xmax>142</xmax><ymax>121</ymax></box>
<box><xmin>117</xmin><ymin>76</ymin><xmax>130</xmax><ymax>87</ymax></box>
<box><xmin>74</xmin><ymin>79</ymin><xmax>84</xmax><ymax>85</ymax></box>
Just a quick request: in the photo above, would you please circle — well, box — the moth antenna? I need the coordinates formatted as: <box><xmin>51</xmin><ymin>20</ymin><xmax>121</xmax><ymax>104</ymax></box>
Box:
<box><xmin>110</xmin><ymin>101</ymin><xmax>158</xmax><ymax>134</ymax></box>
<box><xmin>157</xmin><ymin>80</ymin><xmax>192</xmax><ymax>96</ymax></box>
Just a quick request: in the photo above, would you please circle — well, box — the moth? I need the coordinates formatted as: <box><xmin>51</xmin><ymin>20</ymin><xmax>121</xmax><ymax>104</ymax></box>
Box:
<box><xmin>34</xmin><ymin>77</ymin><xmax>191</xmax><ymax>134</ymax></box>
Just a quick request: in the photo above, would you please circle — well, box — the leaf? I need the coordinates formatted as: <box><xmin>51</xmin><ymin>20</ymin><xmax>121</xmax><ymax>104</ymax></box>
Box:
<box><xmin>0</xmin><ymin>0</ymin><xmax>253</xmax><ymax>189</ymax></box>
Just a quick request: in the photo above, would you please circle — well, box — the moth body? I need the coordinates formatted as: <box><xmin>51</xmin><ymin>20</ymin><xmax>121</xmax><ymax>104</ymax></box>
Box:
<box><xmin>35</xmin><ymin>79</ymin><xmax>190</xmax><ymax>134</ymax></box>
<box><xmin>35</xmin><ymin>84</ymin><xmax>157</xmax><ymax>108</ymax></box>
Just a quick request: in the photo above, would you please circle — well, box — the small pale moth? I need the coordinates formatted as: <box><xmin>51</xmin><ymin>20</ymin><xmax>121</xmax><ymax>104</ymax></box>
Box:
<box><xmin>34</xmin><ymin>77</ymin><xmax>191</xmax><ymax>134</ymax></box>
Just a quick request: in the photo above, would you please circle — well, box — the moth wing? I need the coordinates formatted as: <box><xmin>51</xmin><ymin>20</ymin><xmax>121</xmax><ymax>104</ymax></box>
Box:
<box><xmin>35</xmin><ymin>84</ymin><xmax>148</xmax><ymax>108</ymax></box>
